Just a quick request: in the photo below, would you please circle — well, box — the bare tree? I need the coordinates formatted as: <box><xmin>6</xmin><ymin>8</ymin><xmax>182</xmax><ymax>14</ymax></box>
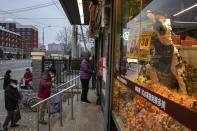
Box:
<box><xmin>57</xmin><ymin>25</ymin><xmax>94</xmax><ymax>57</ymax></box>
<box><xmin>56</xmin><ymin>26</ymin><xmax>72</xmax><ymax>55</ymax></box>
<box><xmin>79</xmin><ymin>25</ymin><xmax>94</xmax><ymax>52</ymax></box>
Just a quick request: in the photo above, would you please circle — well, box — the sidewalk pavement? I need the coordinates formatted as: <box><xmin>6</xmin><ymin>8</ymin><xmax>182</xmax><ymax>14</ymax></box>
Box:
<box><xmin>50</xmin><ymin>89</ymin><xmax>104</xmax><ymax>131</ymax></box>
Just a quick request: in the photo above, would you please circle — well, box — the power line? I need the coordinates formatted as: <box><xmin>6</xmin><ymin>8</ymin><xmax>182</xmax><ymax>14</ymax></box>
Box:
<box><xmin>0</xmin><ymin>1</ymin><xmax>59</xmax><ymax>15</ymax></box>
<box><xmin>0</xmin><ymin>9</ymin><xmax>47</xmax><ymax>26</ymax></box>
<box><xmin>50</xmin><ymin>0</ymin><xmax>67</xmax><ymax>18</ymax></box>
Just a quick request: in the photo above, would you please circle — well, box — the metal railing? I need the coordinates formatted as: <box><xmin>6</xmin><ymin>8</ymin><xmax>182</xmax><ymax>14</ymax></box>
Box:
<box><xmin>31</xmin><ymin>75</ymin><xmax>80</xmax><ymax>131</ymax></box>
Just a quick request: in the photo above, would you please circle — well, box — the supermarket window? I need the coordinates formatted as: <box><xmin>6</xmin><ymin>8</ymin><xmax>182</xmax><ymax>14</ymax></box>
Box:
<box><xmin>113</xmin><ymin>0</ymin><xmax>197</xmax><ymax>130</ymax></box>
<box><xmin>116</xmin><ymin>0</ymin><xmax>197</xmax><ymax>101</ymax></box>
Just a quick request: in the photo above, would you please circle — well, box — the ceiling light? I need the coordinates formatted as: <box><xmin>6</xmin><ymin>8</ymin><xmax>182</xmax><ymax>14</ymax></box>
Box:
<box><xmin>77</xmin><ymin>0</ymin><xmax>84</xmax><ymax>24</ymax></box>
<box><xmin>173</xmin><ymin>3</ymin><xmax>197</xmax><ymax>16</ymax></box>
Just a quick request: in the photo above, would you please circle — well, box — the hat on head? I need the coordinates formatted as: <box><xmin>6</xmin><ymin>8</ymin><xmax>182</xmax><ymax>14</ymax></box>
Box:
<box><xmin>46</xmin><ymin>64</ymin><xmax>56</xmax><ymax>75</ymax></box>
<box><xmin>10</xmin><ymin>79</ymin><xmax>18</xmax><ymax>85</ymax></box>
<box><xmin>5</xmin><ymin>70</ymin><xmax>11</xmax><ymax>75</ymax></box>
<box><xmin>26</xmin><ymin>68</ymin><xmax>30</xmax><ymax>72</ymax></box>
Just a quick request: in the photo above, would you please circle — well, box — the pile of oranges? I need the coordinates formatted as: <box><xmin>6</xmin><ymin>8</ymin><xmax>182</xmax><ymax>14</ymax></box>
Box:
<box><xmin>113</xmin><ymin>79</ymin><xmax>190</xmax><ymax>131</ymax></box>
<box><xmin>135</xmin><ymin>75</ymin><xmax>197</xmax><ymax>112</ymax></box>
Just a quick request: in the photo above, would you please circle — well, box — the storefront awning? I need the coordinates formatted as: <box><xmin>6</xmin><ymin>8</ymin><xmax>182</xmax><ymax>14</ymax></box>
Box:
<box><xmin>59</xmin><ymin>0</ymin><xmax>90</xmax><ymax>25</ymax></box>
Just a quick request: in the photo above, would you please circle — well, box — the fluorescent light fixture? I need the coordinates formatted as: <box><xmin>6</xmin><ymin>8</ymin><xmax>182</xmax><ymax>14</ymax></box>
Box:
<box><xmin>173</xmin><ymin>21</ymin><xmax>197</xmax><ymax>24</ymax></box>
<box><xmin>173</xmin><ymin>3</ymin><xmax>197</xmax><ymax>16</ymax></box>
<box><xmin>77</xmin><ymin>0</ymin><xmax>84</xmax><ymax>24</ymax></box>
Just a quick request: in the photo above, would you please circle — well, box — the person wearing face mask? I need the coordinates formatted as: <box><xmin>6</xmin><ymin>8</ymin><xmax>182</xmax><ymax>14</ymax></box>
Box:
<box><xmin>80</xmin><ymin>52</ymin><xmax>93</xmax><ymax>103</ymax></box>
<box><xmin>23</xmin><ymin>68</ymin><xmax>32</xmax><ymax>88</ymax></box>
<box><xmin>37</xmin><ymin>66</ymin><xmax>56</xmax><ymax>125</ymax></box>
<box><xmin>3</xmin><ymin>79</ymin><xmax>20</xmax><ymax>131</ymax></box>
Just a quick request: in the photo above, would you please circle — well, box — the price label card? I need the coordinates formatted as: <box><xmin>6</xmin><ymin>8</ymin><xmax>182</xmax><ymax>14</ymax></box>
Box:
<box><xmin>126</xmin><ymin>32</ymin><xmax>152</xmax><ymax>60</ymax></box>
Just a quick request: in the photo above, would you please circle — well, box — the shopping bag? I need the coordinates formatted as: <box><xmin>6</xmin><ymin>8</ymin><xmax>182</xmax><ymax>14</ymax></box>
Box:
<box><xmin>13</xmin><ymin>105</ymin><xmax>21</xmax><ymax>123</ymax></box>
<box><xmin>49</xmin><ymin>86</ymin><xmax>60</xmax><ymax>114</ymax></box>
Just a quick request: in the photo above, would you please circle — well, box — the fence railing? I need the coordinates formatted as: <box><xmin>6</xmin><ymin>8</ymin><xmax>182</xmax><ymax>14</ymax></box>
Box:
<box><xmin>31</xmin><ymin>75</ymin><xmax>80</xmax><ymax>131</ymax></box>
<box><xmin>42</xmin><ymin>58</ymin><xmax>81</xmax><ymax>84</ymax></box>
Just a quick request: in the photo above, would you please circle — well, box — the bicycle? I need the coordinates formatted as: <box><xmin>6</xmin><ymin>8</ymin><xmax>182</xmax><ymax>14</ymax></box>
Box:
<box><xmin>19</xmin><ymin>89</ymin><xmax>39</xmax><ymax>112</ymax></box>
<box><xmin>19</xmin><ymin>77</ymin><xmax>38</xmax><ymax>112</ymax></box>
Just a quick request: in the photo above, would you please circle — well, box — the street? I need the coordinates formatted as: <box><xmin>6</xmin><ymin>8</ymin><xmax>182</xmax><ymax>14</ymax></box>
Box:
<box><xmin>0</xmin><ymin>60</ymin><xmax>33</xmax><ymax>130</ymax></box>
<box><xmin>0</xmin><ymin>60</ymin><xmax>32</xmax><ymax>91</ymax></box>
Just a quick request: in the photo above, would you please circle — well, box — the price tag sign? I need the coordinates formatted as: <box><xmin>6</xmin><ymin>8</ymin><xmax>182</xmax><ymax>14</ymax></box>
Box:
<box><xmin>139</xmin><ymin>32</ymin><xmax>152</xmax><ymax>50</ymax></box>
<box><xmin>126</xmin><ymin>32</ymin><xmax>152</xmax><ymax>60</ymax></box>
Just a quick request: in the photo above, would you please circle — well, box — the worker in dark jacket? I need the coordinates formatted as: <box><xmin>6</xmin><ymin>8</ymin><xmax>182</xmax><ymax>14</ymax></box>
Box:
<box><xmin>3</xmin><ymin>70</ymin><xmax>12</xmax><ymax>90</ymax></box>
<box><xmin>80</xmin><ymin>52</ymin><xmax>93</xmax><ymax>103</ymax></box>
<box><xmin>37</xmin><ymin>66</ymin><xmax>56</xmax><ymax>124</ymax></box>
<box><xmin>3</xmin><ymin>79</ymin><xmax>20</xmax><ymax>131</ymax></box>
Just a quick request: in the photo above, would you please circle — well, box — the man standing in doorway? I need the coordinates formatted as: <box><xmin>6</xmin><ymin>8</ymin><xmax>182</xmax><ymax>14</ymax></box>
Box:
<box><xmin>80</xmin><ymin>52</ymin><xmax>93</xmax><ymax>103</ymax></box>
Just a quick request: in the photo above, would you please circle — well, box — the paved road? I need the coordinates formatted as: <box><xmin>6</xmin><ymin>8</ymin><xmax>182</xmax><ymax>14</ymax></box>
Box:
<box><xmin>0</xmin><ymin>60</ymin><xmax>32</xmax><ymax>92</ymax></box>
<box><xmin>0</xmin><ymin>60</ymin><xmax>32</xmax><ymax>130</ymax></box>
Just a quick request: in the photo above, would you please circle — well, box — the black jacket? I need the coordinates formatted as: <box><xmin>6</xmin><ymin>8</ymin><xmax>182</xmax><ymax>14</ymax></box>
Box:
<box><xmin>4</xmin><ymin>85</ymin><xmax>20</xmax><ymax>111</ymax></box>
<box><xmin>3</xmin><ymin>74</ymin><xmax>11</xmax><ymax>90</ymax></box>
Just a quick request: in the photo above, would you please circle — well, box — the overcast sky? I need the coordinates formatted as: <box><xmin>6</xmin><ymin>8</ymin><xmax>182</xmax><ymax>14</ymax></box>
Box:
<box><xmin>0</xmin><ymin>0</ymin><xmax>70</xmax><ymax>48</ymax></box>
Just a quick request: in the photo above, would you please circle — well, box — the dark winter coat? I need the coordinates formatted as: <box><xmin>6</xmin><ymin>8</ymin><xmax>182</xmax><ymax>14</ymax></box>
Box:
<box><xmin>3</xmin><ymin>71</ymin><xmax>11</xmax><ymax>90</ymax></box>
<box><xmin>4</xmin><ymin>85</ymin><xmax>20</xmax><ymax>111</ymax></box>
<box><xmin>37</xmin><ymin>72</ymin><xmax>52</xmax><ymax>99</ymax></box>
<box><xmin>80</xmin><ymin>52</ymin><xmax>93</xmax><ymax>80</ymax></box>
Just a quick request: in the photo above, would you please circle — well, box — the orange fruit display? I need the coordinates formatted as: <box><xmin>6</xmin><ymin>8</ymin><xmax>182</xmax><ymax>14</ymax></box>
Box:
<box><xmin>112</xmin><ymin>79</ymin><xmax>190</xmax><ymax>131</ymax></box>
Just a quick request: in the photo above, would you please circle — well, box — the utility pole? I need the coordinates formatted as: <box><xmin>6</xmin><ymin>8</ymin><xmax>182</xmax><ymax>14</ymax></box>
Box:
<box><xmin>35</xmin><ymin>25</ymin><xmax>51</xmax><ymax>50</ymax></box>
<box><xmin>80</xmin><ymin>25</ymin><xmax>88</xmax><ymax>52</ymax></box>
<box><xmin>72</xmin><ymin>25</ymin><xmax>78</xmax><ymax>58</ymax></box>
<box><xmin>43</xmin><ymin>28</ymin><xmax>44</xmax><ymax>46</ymax></box>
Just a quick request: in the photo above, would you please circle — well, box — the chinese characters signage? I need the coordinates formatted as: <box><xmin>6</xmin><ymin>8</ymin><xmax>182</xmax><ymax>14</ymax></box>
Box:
<box><xmin>126</xmin><ymin>32</ymin><xmax>152</xmax><ymax>60</ymax></box>
<box><xmin>115</xmin><ymin>75</ymin><xmax>197</xmax><ymax>130</ymax></box>
<box><xmin>135</xmin><ymin>86</ymin><xmax>166</xmax><ymax>110</ymax></box>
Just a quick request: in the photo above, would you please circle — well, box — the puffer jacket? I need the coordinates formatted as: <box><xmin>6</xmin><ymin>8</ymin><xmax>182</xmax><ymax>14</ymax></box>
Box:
<box><xmin>37</xmin><ymin>72</ymin><xmax>52</xmax><ymax>99</ymax></box>
<box><xmin>5</xmin><ymin>85</ymin><xmax>20</xmax><ymax>111</ymax></box>
<box><xmin>80</xmin><ymin>52</ymin><xmax>93</xmax><ymax>80</ymax></box>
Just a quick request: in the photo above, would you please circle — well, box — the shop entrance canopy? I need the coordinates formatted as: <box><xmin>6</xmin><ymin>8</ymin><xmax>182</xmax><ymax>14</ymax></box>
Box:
<box><xmin>59</xmin><ymin>0</ymin><xmax>90</xmax><ymax>25</ymax></box>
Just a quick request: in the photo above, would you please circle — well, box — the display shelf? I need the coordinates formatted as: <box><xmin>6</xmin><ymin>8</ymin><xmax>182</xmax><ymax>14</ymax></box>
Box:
<box><xmin>115</xmin><ymin>75</ymin><xmax>197</xmax><ymax>130</ymax></box>
<box><xmin>112</xmin><ymin>112</ymin><xmax>126</xmax><ymax>131</ymax></box>
<box><xmin>175</xmin><ymin>45</ymin><xmax>197</xmax><ymax>50</ymax></box>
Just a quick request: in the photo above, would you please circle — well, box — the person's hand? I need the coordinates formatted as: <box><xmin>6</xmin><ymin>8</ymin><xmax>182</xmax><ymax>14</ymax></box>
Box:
<box><xmin>52</xmin><ymin>83</ymin><xmax>56</xmax><ymax>87</ymax></box>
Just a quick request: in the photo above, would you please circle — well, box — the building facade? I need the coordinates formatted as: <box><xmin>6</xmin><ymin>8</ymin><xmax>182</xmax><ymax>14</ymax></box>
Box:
<box><xmin>0</xmin><ymin>26</ymin><xmax>22</xmax><ymax>58</ymax></box>
<box><xmin>0</xmin><ymin>21</ymin><xmax>38</xmax><ymax>57</ymax></box>
<box><xmin>48</xmin><ymin>43</ymin><xmax>62</xmax><ymax>51</ymax></box>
